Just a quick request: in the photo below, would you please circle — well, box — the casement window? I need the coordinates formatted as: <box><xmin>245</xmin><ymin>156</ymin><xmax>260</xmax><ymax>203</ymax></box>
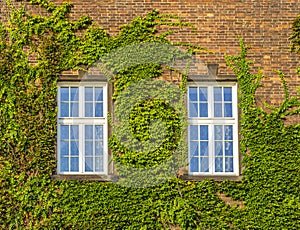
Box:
<box><xmin>57</xmin><ymin>83</ymin><xmax>108</xmax><ymax>174</ymax></box>
<box><xmin>188</xmin><ymin>83</ymin><xmax>239</xmax><ymax>175</ymax></box>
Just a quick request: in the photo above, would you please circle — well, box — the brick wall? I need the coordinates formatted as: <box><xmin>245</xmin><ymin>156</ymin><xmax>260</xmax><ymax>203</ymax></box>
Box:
<box><xmin>1</xmin><ymin>0</ymin><xmax>300</xmax><ymax>109</ymax></box>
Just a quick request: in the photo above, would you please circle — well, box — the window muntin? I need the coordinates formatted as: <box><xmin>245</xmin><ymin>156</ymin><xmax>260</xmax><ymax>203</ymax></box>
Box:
<box><xmin>57</xmin><ymin>84</ymin><xmax>107</xmax><ymax>174</ymax></box>
<box><xmin>188</xmin><ymin>84</ymin><xmax>238</xmax><ymax>175</ymax></box>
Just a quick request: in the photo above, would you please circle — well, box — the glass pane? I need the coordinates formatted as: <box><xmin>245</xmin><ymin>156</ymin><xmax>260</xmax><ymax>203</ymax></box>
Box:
<box><xmin>214</xmin><ymin>103</ymin><xmax>222</xmax><ymax>117</ymax></box>
<box><xmin>95</xmin><ymin>87</ymin><xmax>103</xmax><ymax>101</ymax></box>
<box><xmin>95</xmin><ymin>157</ymin><xmax>103</xmax><ymax>172</ymax></box>
<box><xmin>189</xmin><ymin>125</ymin><xmax>198</xmax><ymax>140</ymax></box>
<box><xmin>189</xmin><ymin>103</ymin><xmax>198</xmax><ymax>117</ymax></box>
<box><xmin>70</xmin><ymin>126</ymin><xmax>78</xmax><ymax>140</ymax></box>
<box><xmin>224</xmin><ymin>87</ymin><xmax>232</xmax><ymax>101</ymax></box>
<box><xmin>70</xmin><ymin>141</ymin><xmax>79</xmax><ymax>156</ymax></box>
<box><xmin>189</xmin><ymin>87</ymin><xmax>197</xmax><ymax>101</ymax></box>
<box><xmin>60</xmin><ymin>87</ymin><xmax>69</xmax><ymax>101</ymax></box>
<box><xmin>224</xmin><ymin>125</ymin><xmax>233</xmax><ymax>140</ymax></box>
<box><xmin>60</xmin><ymin>157</ymin><xmax>69</xmax><ymax>172</ymax></box>
<box><xmin>95</xmin><ymin>142</ymin><xmax>103</xmax><ymax>156</ymax></box>
<box><xmin>85</xmin><ymin>87</ymin><xmax>93</xmax><ymax>101</ymax></box>
<box><xmin>199</xmin><ymin>103</ymin><xmax>208</xmax><ymax>117</ymax></box>
<box><xmin>200</xmin><ymin>125</ymin><xmax>208</xmax><ymax>140</ymax></box>
<box><xmin>70</xmin><ymin>103</ymin><xmax>79</xmax><ymax>117</ymax></box>
<box><xmin>60</xmin><ymin>103</ymin><xmax>69</xmax><ymax>117</ymax></box>
<box><xmin>85</xmin><ymin>103</ymin><xmax>93</xmax><ymax>117</ymax></box>
<box><xmin>85</xmin><ymin>125</ymin><xmax>93</xmax><ymax>139</ymax></box>
<box><xmin>200</xmin><ymin>157</ymin><xmax>209</xmax><ymax>172</ymax></box>
<box><xmin>60</xmin><ymin>141</ymin><xmax>69</xmax><ymax>156</ymax></box>
<box><xmin>190</xmin><ymin>157</ymin><xmax>199</xmax><ymax>172</ymax></box>
<box><xmin>85</xmin><ymin>141</ymin><xmax>93</xmax><ymax>156</ymax></box>
<box><xmin>224</xmin><ymin>103</ymin><xmax>232</xmax><ymax>117</ymax></box>
<box><xmin>214</xmin><ymin>87</ymin><xmax>222</xmax><ymax>101</ymax></box>
<box><xmin>95</xmin><ymin>125</ymin><xmax>103</xmax><ymax>140</ymax></box>
<box><xmin>215</xmin><ymin>141</ymin><xmax>223</xmax><ymax>156</ymax></box>
<box><xmin>215</xmin><ymin>158</ymin><xmax>223</xmax><ymax>172</ymax></box>
<box><xmin>214</xmin><ymin>125</ymin><xmax>223</xmax><ymax>140</ymax></box>
<box><xmin>85</xmin><ymin>157</ymin><xmax>93</xmax><ymax>172</ymax></box>
<box><xmin>70</xmin><ymin>87</ymin><xmax>79</xmax><ymax>101</ymax></box>
<box><xmin>60</xmin><ymin>125</ymin><xmax>69</xmax><ymax>140</ymax></box>
<box><xmin>199</xmin><ymin>87</ymin><xmax>207</xmax><ymax>101</ymax></box>
<box><xmin>95</xmin><ymin>103</ymin><xmax>103</xmax><ymax>117</ymax></box>
<box><xmin>200</xmin><ymin>141</ymin><xmax>208</xmax><ymax>156</ymax></box>
<box><xmin>189</xmin><ymin>141</ymin><xmax>199</xmax><ymax>157</ymax></box>
<box><xmin>225</xmin><ymin>158</ymin><xmax>233</xmax><ymax>172</ymax></box>
<box><xmin>70</xmin><ymin>157</ymin><xmax>79</xmax><ymax>172</ymax></box>
<box><xmin>225</xmin><ymin>141</ymin><xmax>233</xmax><ymax>156</ymax></box>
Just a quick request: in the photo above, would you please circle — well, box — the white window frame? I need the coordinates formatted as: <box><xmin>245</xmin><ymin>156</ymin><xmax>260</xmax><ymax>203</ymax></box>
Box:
<box><xmin>188</xmin><ymin>82</ymin><xmax>239</xmax><ymax>176</ymax></box>
<box><xmin>57</xmin><ymin>82</ymin><xmax>108</xmax><ymax>175</ymax></box>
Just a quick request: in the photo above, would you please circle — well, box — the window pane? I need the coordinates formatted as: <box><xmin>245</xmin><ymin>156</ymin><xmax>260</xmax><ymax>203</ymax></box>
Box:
<box><xmin>70</xmin><ymin>87</ymin><xmax>79</xmax><ymax>101</ymax></box>
<box><xmin>85</xmin><ymin>125</ymin><xmax>93</xmax><ymax>139</ymax></box>
<box><xmin>85</xmin><ymin>141</ymin><xmax>93</xmax><ymax>156</ymax></box>
<box><xmin>70</xmin><ymin>141</ymin><xmax>79</xmax><ymax>156</ymax></box>
<box><xmin>60</xmin><ymin>125</ymin><xmax>69</xmax><ymax>140</ymax></box>
<box><xmin>95</xmin><ymin>125</ymin><xmax>103</xmax><ymax>140</ymax></box>
<box><xmin>189</xmin><ymin>141</ymin><xmax>199</xmax><ymax>157</ymax></box>
<box><xmin>200</xmin><ymin>142</ymin><xmax>208</xmax><ymax>156</ymax></box>
<box><xmin>225</xmin><ymin>158</ymin><xmax>233</xmax><ymax>172</ymax></box>
<box><xmin>200</xmin><ymin>125</ymin><xmax>208</xmax><ymax>140</ymax></box>
<box><xmin>199</xmin><ymin>87</ymin><xmax>207</xmax><ymax>101</ymax></box>
<box><xmin>189</xmin><ymin>125</ymin><xmax>198</xmax><ymax>140</ymax></box>
<box><xmin>60</xmin><ymin>103</ymin><xmax>69</xmax><ymax>117</ymax></box>
<box><xmin>190</xmin><ymin>157</ymin><xmax>199</xmax><ymax>172</ymax></box>
<box><xmin>70</xmin><ymin>157</ymin><xmax>79</xmax><ymax>172</ymax></box>
<box><xmin>215</xmin><ymin>158</ymin><xmax>223</xmax><ymax>172</ymax></box>
<box><xmin>214</xmin><ymin>87</ymin><xmax>222</xmax><ymax>101</ymax></box>
<box><xmin>215</xmin><ymin>141</ymin><xmax>223</xmax><ymax>156</ymax></box>
<box><xmin>70</xmin><ymin>126</ymin><xmax>78</xmax><ymax>140</ymax></box>
<box><xmin>225</xmin><ymin>142</ymin><xmax>233</xmax><ymax>156</ymax></box>
<box><xmin>95</xmin><ymin>87</ymin><xmax>103</xmax><ymax>101</ymax></box>
<box><xmin>95</xmin><ymin>103</ymin><xmax>103</xmax><ymax>117</ymax></box>
<box><xmin>224</xmin><ymin>125</ymin><xmax>233</xmax><ymax>140</ymax></box>
<box><xmin>85</xmin><ymin>87</ymin><xmax>93</xmax><ymax>101</ymax></box>
<box><xmin>189</xmin><ymin>103</ymin><xmax>198</xmax><ymax>117</ymax></box>
<box><xmin>95</xmin><ymin>142</ymin><xmax>103</xmax><ymax>156</ymax></box>
<box><xmin>60</xmin><ymin>157</ymin><xmax>69</xmax><ymax>172</ymax></box>
<box><xmin>189</xmin><ymin>87</ymin><xmax>197</xmax><ymax>101</ymax></box>
<box><xmin>85</xmin><ymin>103</ymin><xmax>93</xmax><ymax>117</ymax></box>
<box><xmin>224</xmin><ymin>87</ymin><xmax>232</xmax><ymax>101</ymax></box>
<box><xmin>214</xmin><ymin>125</ymin><xmax>223</xmax><ymax>140</ymax></box>
<box><xmin>85</xmin><ymin>157</ymin><xmax>93</xmax><ymax>172</ymax></box>
<box><xmin>60</xmin><ymin>87</ymin><xmax>69</xmax><ymax>101</ymax></box>
<box><xmin>70</xmin><ymin>103</ymin><xmax>79</xmax><ymax>117</ymax></box>
<box><xmin>224</xmin><ymin>103</ymin><xmax>232</xmax><ymax>117</ymax></box>
<box><xmin>199</xmin><ymin>103</ymin><xmax>208</xmax><ymax>117</ymax></box>
<box><xmin>200</xmin><ymin>157</ymin><xmax>209</xmax><ymax>172</ymax></box>
<box><xmin>60</xmin><ymin>141</ymin><xmax>69</xmax><ymax>156</ymax></box>
<box><xmin>95</xmin><ymin>157</ymin><xmax>103</xmax><ymax>172</ymax></box>
<box><xmin>214</xmin><ymin>103</ymin><xmax>222</xmax><ymax>117</ymax></box>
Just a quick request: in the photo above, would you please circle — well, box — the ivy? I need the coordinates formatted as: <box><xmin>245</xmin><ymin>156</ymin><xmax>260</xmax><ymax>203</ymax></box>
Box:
<box><xmin>0</xmin><ymin>0</ymin><xmax>299</xmax><ymax>229</ymax></box>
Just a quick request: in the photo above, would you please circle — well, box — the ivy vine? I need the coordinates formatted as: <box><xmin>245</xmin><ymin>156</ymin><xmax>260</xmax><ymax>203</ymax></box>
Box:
<box><xmin>0</xmin><ymin>0</ymin><xmax>299</xmax><ymax>229</ymax></box>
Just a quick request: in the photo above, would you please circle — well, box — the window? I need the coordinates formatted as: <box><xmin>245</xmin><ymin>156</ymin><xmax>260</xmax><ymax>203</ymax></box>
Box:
<box><xmin>57</xmin><ymin>83</ymin><xmax>108</xmax><ymax>174</ymax></box>
<box><xmin>188</xmin><ymin>83</ymin><xmax>238</xmax><ymax>175</ymax></box>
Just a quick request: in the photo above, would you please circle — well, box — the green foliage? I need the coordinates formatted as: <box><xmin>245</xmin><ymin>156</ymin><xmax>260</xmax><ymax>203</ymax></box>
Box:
<box><xmin>225</xmin><ymin>39</ymin><xmax>300</xmax><ymax>229</ymax></box>
<box><xmin>290</xmin><ymin>12</ymin><xmax>300</xmax><ymax>53</ymax></box>
<box><xmin>0</xmin><ymin>0</ymin><xmax>299</xmax><ymax>229</ymax></box>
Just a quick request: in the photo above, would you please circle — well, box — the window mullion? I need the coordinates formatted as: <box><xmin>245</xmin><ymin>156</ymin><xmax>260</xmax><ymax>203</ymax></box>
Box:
<box><xmin>208</xmin><ymin>86</ymin><xmax>213</xmax><ymax>119</ymax></box>
<box><xmin>68</xmin><ymin>125</ymin><xmax>71</xmax><ymax>173</ymax></box>
<box><xmin>79</xmin><ymin>86</ymin><xmax>84</xmax><ymax>118</ymax></box>
<box><xmin>79</xmin><ymin>124</ymin><xmax>84</xmax><ymax>173</ymax></box>
<box><xmin>209</xmin><ymin>124</ymin><xmax>214</xmax><ymax>174</ymax></box>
